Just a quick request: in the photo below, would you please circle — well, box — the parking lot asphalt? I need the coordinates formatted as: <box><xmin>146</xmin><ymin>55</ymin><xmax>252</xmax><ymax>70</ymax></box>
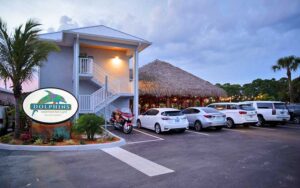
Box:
<box><xmin>1</xmin><ymin>124</ymin><xmax>300</xmax><ymax>188</ymax></box>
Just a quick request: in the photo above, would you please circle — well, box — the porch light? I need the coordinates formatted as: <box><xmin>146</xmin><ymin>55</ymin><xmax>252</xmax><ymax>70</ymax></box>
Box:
<box><xmin>112</xmin><ymin>56</ymin><xmax>121</xmax><ymax>66</ymax></box>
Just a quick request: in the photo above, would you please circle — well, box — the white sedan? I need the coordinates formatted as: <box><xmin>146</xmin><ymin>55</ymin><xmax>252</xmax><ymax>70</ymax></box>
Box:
<box><xmin>137</xmin><ymin>108</ymin><xmax>189</xmax><ymax>134</ymax></box>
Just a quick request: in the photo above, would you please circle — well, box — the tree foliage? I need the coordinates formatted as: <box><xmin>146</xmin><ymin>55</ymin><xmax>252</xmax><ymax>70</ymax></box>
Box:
<box><xmin>216</xmin><ymin>77</ymin><xmax>299</xmax><ymax>102</ymax></box>
<box><xmin>272</xmin><ymin>56</ymin><xmax>300</xmax><ymax>102</ymax></box>
<box><xmin>0</xmin><ymin>18</ymin><xmax>59</xmax><ymax>138</ymax></box>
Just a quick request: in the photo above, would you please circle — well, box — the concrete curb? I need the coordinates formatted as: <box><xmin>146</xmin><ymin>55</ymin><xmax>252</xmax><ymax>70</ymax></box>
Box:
<box><xmin>0</xmin><ymin>130</ymin><xmax>126</xmax><ymax>152</ymax></box>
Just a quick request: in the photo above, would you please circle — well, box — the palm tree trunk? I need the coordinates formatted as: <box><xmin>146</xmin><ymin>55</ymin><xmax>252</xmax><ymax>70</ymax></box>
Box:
<box><xmin>287</xmin><ymin>69</ymin><xmax>293</xmax><ymax>103</ymax></box>
<box><xmin>14</xmin><ymin>96</ymin><xmax>21</xmax><ymax>139</ymax></box>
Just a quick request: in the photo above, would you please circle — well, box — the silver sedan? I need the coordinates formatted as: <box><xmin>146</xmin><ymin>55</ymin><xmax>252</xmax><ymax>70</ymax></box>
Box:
<box><xmin>181</xmin><ymin>107</ymin><xmax>226</xmax><ymax>131</ymax></box>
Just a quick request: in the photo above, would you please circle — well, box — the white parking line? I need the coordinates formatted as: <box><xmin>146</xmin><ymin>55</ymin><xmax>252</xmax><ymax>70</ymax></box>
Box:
<box><xmin>186</xmin><ymin>130</ymin><xmax>210</xmax><ymax>136</ymax></box>
<box><xmin>127</xmin><ymin>139</ymin><xmax>163</xmax><ymax>145</ymax></box>
<box><xmin>102</xmin><ymin>147</ymin><xmax>174</xmax><ymax>177</ymax></box>
<box><xmin>133</xmin><ymin>129</ymin><xmax>164</xmax><ymax>140</ymax></box>
<box><xmin>223</xmin><ymin>129</ymin><xmax>247</xmax><ymax>133</ymax></box>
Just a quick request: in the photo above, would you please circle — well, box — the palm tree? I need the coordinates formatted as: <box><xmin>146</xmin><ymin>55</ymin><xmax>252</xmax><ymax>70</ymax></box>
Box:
<box><xmin>0</xmin><ymin>18</ymin><xmax>59</xmax><ymax>138</ymax></box>
<box><xmin>272</xmin><ymin>56</ymin><xmax>300</xmax><ymax>103</ymax></box>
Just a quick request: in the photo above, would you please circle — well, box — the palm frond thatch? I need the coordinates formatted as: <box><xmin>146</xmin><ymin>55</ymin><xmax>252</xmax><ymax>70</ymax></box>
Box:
<box><xmin>139</xmin><ymin>59</ymin><xmax>227</xmax><ymax>97</ymax></box>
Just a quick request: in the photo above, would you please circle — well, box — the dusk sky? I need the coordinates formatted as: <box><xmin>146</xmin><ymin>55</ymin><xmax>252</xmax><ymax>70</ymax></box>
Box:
<box><xmin>0</xmin><ymin>0</ymin><xmax>300</xmax><ymax>91</ymax></box>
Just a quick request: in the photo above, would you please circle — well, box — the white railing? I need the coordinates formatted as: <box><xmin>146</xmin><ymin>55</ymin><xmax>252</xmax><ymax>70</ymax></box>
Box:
<box><xmin>91</xmin><ymin>88</ymin><xmax>106</xmax><ymax>110</ymax></box>
<box><xmin>78</xmin><ymin>57</ymin><xmax>132</xmax><ymax>113</ymax></box>
<box><xmin>79</xmin><ymin>88</ymin><xmax>119</xmax><ymax>113</ymax></box>
<box><xmin>79</xmin><ymin>58</ymin><xmax>93</xmax><ymax>75</ymax></box>
<box><xmin>79</xmin><ymin>95</ymin><xmax>92</xmax><ymax>112</ymax></box>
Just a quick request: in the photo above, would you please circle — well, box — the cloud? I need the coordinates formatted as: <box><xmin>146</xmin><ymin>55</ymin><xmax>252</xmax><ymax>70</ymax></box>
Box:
<box><xmin>57</xmin><ymin>15</ymin><xmax>79</xmax><ymax>30</ymax></box>
<box><xmin>46</xmin><ymin>15</ymin><xmax>79</xmax><ymax>32</ymax></box>
<box><xmin>3</xmin><ymin>0</ymin><xmax>298</xmax><ymax>88</ymax></box>
<box><xmin>132</xmin><ymin>0</ymin><xmax>300</xmax><ymax>83</ymax></box>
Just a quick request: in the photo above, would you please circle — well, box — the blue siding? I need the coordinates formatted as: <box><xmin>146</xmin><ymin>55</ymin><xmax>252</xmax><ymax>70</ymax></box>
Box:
<box><xmin>40</xmin><ymin>46</ymin><xmax>74</xmax><ymax>94</ymax></box>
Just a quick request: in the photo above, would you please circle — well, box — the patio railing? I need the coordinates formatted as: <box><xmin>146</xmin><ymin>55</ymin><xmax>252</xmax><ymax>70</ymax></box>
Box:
<box><xmin>79</xmin><ymin>58</ymin><xmax>93</xmax><ymax>75</ymax></box>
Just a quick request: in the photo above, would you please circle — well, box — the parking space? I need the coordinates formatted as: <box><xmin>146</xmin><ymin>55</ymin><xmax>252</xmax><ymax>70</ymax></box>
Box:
<box><xmin>1</xmin><ymin>123</ymin><xmax>300</xmax><ymax>188</ymax></box>
<box><xmin>107</xmin><ymin>126</ymin><xmax>164</xmax><ymax>144</ymax></box>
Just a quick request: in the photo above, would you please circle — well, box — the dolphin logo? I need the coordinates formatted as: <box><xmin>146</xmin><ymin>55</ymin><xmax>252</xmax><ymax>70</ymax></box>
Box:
<box><xmin>32</xmin><ymin>90</ymin><xmax>67</xmax><ymax>116</ymax></box>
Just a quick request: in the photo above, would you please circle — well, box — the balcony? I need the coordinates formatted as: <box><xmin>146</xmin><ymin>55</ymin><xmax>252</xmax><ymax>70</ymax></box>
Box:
<box><xmin>79</xmin><ymin>58</ymin><xmax>93</xmax><ymax>76</ymax></box>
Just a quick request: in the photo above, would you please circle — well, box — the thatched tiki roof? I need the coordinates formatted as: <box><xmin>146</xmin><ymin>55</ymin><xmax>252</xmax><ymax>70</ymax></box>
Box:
<box><xmin>139</xmin><ymin>60</ymin><xmax>227</xmax><ymax>97</ymax></box>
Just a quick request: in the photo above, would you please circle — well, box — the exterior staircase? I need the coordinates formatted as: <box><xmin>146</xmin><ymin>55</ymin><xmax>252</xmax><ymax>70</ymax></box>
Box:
<box><xmin>78</xmin><ymin>58</ymin><xmax>133</xmax><ymax>114</ymax></box>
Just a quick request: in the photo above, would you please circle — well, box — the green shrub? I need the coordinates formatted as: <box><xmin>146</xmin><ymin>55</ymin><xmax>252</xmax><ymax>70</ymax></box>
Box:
<box><xmin>31</xmin><ymin>135</ymin><xmax>41</xmax><ymax>142</ymax></box>
<box><xmin>0</xmin><ymin>134</ymin><xmax>12</xmax><ymax>143</ymax></box>
<box><xmin>52</xmin><ymin>127</ymin><xmax>70</xmax><ymax>142</ymax></box>
<box><xmin>79</xmin><ymin>140</ymin><xmax>85</xmax><ymax>145</ymax></box>
<box><xmin>65</xmin><ymin>140</ymin><xmax>75</xmax><ymax>145</ymax></box>
<box><xmin>97</xmin><ymin>138</ymin><xmax>105</xmax><ymax>143</ymax></box>
<box><xmin>73</xmin><ymin>114</ymin><xmax>104</xmax><ymax>140</ymax></box>
<box><xmin>49</xmin><ymin>139</ymin><xmax>56</xmax><ymax>145</ymax></box>
<box><xmin>108</xmin><ymin>136</ymin><xmax>115</xmax><ymax>141</ymax></box>
<box><xmin>9</xmin><ymin>139</ymin><xmax>18</xmax><ymax>145</ymax></box>
<box><xmin>33</xmin><ymin>138</ymin><xmax>43</xmax><ymax>145</ymax></box>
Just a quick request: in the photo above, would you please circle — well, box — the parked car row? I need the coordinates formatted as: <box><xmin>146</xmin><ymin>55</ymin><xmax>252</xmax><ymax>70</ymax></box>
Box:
<box><xmin>287</xmin><ymin>104</ymin><xmax>300</xmax><ymax>124</ymax></box>
<box><xmin>137</xmin><ymin>101</ymin><xmax>295</xmax><ymax>134</ymax></box>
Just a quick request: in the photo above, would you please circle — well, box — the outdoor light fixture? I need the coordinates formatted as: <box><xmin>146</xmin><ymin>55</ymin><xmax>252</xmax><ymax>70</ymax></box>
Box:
<box><xmin>112</xmin><ymin>56</ymin><xmax>121</xmax><ymax>66</ymax></box>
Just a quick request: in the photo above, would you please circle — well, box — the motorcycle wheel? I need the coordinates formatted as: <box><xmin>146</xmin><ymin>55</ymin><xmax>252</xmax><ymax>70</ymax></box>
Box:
<box><xmin>123</xmin><ymin>124</ymin><xmax>133</xmax><ymax>134</ymax></box>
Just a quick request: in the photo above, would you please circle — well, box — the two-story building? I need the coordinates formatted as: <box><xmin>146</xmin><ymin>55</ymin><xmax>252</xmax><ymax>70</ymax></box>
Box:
<box><xmin>38</xmin><ymin>25</ymin><xmax>151</xmax><ymax>121</ymax></box>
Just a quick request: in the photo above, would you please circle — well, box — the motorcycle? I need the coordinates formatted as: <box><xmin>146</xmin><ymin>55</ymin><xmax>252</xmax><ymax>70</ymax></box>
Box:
<box><xmin>110</xmin><ymin>108</ymin><xmax>133</xmax><ymax>134</ymax></box>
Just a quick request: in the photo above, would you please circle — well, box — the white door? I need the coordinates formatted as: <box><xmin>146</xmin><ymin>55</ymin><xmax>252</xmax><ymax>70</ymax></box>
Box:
<box><xmin>140</xmin><ymin>110</ymin><xmax>151</xmax><ymax>128</ymax></box>
<box><xmin>147</xmin><ymin>109</ymin><xmax>159</xmax><ymax>130</ymax></box>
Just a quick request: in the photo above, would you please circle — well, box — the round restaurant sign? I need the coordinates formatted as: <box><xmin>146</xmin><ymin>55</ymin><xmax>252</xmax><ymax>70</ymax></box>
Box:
<box><xmin>23</xmin><ymin>88</ymin><xmax>78</xmax><ymax>124</ymax></box>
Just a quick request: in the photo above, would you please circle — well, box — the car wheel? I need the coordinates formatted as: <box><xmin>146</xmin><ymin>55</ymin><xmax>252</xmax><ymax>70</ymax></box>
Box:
<box><xmin>215</xmin><ymin>126</ymin><xmax>223</xmax><ymax>130</ymax></box>
<box><xmin>294</xmin><ymin>117</ymin><xmax>300</xmax><ymax>124</ymax></box>
<box><xmin>178</xmin><ymin>128</ymin><xmax>186</xmax><ymax>133</ymax></box>
<box><xmin>155</xmin><ymin>124</ymin><xmax>161</xmax><ymax>134</ymax></box>
<box><xmin>137</xmin><ymin>120</ymin><xmax>142</xmax><ymax>129</ymax></box>
<box><xmin>194</xmin><ymin>121</ymin><xmax>202</xmax><ymax>131</ymax></box>
<box><xmin>226</xmin><ymin>119</ymin><xmax>235</xmax><ymax>128</ymax></box>
<box><xmin>257</xmin><ymin>115</ymin><xmax>264</xmax><ymax>127</ymax></box>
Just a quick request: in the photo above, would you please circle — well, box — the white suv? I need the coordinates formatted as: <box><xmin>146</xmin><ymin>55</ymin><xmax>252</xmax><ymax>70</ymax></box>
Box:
<box><xmin>244</xmin><ymin>101</ymin><xmax>290</xmax><ymax>126</ymax></box>
<box><xmin>207</xmin><ymin>102</ymin><xmax>258</xmax><ymax>128</ymax></box>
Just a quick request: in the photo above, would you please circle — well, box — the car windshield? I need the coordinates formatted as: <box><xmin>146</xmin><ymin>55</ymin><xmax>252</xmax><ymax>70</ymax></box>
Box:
<box><xmin>162</xmin><ymin>111</ymin><xmax>181</xmax><ymax>116</ymax></box>
<box><xmin>238</xmin><ymin>104</ymin><xmax>255</xmax><ymax>111</ymax></box>
<box><xmin>202</xmin><ymin>108</ymin><xmax>219</xmax><ymax>113</ymax></box>
<box><xmin>274</xmin><ymin>103</ymin><xmax>287</xmax><ymax>109</ymax></box>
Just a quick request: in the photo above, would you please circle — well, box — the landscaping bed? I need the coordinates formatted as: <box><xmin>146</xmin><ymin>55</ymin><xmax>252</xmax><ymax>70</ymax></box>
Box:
<box><xmin>0</xmin><ymin>131</ymin><xmax>120</xmax><ymax>146</ymax></box>
<box><xmin>0</xmin><ymin>114</ymin><xmax>125</xmax><ymax>151</ymax></box>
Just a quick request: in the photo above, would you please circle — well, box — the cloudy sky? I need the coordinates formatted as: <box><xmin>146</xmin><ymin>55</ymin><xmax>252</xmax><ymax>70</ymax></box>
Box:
<box><xmin>0</xmin><ymin>0</ymin><xmax>300</xmax><ymax>91</ymax></box>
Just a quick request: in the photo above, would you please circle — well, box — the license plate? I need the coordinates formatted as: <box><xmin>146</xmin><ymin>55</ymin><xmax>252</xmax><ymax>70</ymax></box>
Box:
<box><xmin>175</xmin><ymin>118</ymin><xmax>180</xmax><ymax>122</ymax></box>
